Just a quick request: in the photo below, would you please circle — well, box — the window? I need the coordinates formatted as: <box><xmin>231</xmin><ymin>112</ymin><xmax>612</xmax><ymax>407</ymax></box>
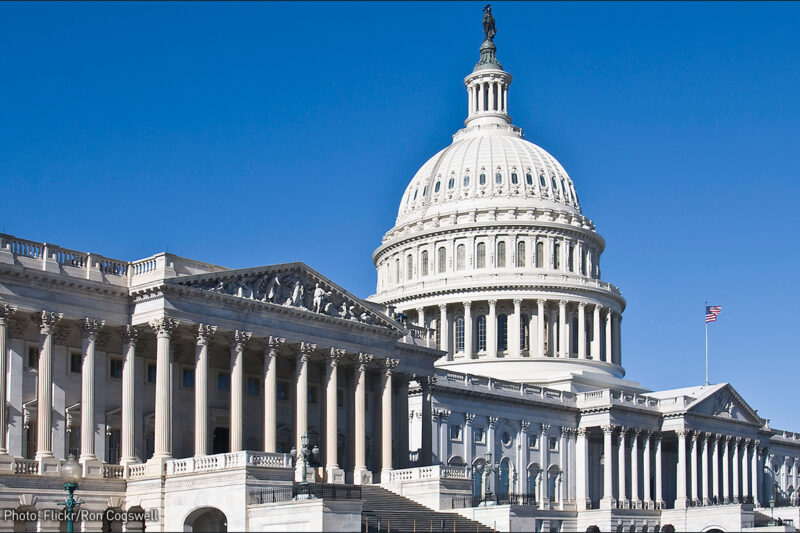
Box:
<box><xmin>406</xmin><ymin>255</ymin><xmax>413</xmax><ymax>280</ymax></box>
<box><xmin>528</xmin><ymin>434</ymin><xmax>538</xmax><ymax>449</ymax></box>
<box><xmin>434</xmin><ymin>181</ymin><xmax>441</xmax><ymax>193</ymax></box>
<box><xmin>448</xmin><ymin>177</ymin><xmax>455</xmax><ymax>189</ymax></box>
<box><xmin>521</xmin><ymin>314</ymin><xmax>529</xmax><ymax>351</ymax></box>
<box><xmin>516</xmin><ymin>241</ymin><xmax>525</xmax><ymax>267</ymax></box>
<box><xmin>501</xmin><ymin>431</ymin><xmax>512</xmax><ymax>446</ymax></box>
<box><xmin>450</xmin><ymin>424</ymin><xmax>462</xmax><ymax>441</ymax></box>
<box><xmin>70</xmin><ymin>351</ymin><xmax>82</xmax><ymax>374</ymax></box>
<box><xmin>395</xmin><ymin>259</ymin><xmax>400</xmax><ymax>283</ymax></box>
<box><xmin>277</xmin><ymin>381</ymin><xmax>288</xmax><ymax>400</ymax></box>
<box><xmin>422</xmin><ymin>186</ymin><xmax>427</xmax><ymax>196</ymax></box>
<box><xmin>526</xmin><ymin>173</ymin><xmax>533</xmax><ymax>185</ymax></box>
<box><xmin>474</xmin><ymin>427</ymin><xmax>485</xmax><ymax>443</ymax></box>
<box><xmin>496</xmin><ymin>242</ymin><xmax>506</xmax><ymax>267</ymax></box>
<box><xmin>456</xmin><ymin>244</ymin><xmax>465</xmax><ymax>271</ymax></box>
<box><xmin>497</xmin><ymin>314</ymin><xmax>508</xmax><ymax>351</ymax></box>
<box><xmin>27</xmin><ymin>346</ymin><xmax>39</xmax><ymax>369</ymax></box>
<box><xmin>476</xmin><ymin>315</ymin><xmax>487</xmax><ymax>352</ymax></box>
<box><xmin>308</xmin><ymin>386</ymin><xmax>318</xmax><ymax>404</ymax></box>
<box><xmin>413</xmin><ymin>189</ymin><xmax>418</xmax><ymax>200</ymax></box>
<box><xmin>463</xmin><ymin>175</ymin><xmax>470</xmax><ymax>187</ymax></box>
<box><xmin>109</xmin><ymin>358</ymin><xmax>123</xmax><ymax>379</ymax></box>
<box><xmin>539</xmin><ymin>174</ymin><xmax>546</xmax><ymax>187</ymax></box>
<box><xmin>182</xmin><ymin>368</ymin><xmax>195</xmax><ymax>389</ymax></box>
<box><xmin>146</xmin><ymin>362</ymin><xmax>157</xmax><ymax>384</ymax></box>
<box><xmin>421</xmin><ymin>250</ymin><xmax>429</xmax><ymax>277</ymax></box>
<box><xmin>217</xmin><ymin>372</ymin><xmax>231</xmax><ymax>392</ymax></box>
<box><xmin>549</xmin><ymin>437</ymin><xmax>558</xmax><ymax>451</ymax></box>
<box><xmin>476</xmin><ymin>242</ymin><xmax>486</xmax><ymax>269</ymax></box>
<box><xmin>495</xmin><ymin>172</ymin><xmax>502</xmax><ymax>184</ymax></box>
<box><xmin>479</xmin><ymin>173</ymin><xmax>486</xmax><ymax>185</ymax></box>
<box><xmin>553</xmin><ymin>242</ymin><xmax>561</xmax><ymax>269</ymax></box>
<box><xmin>511</xmin><ymin>172</ymin><xmax>518</xmax><ymax>184</ymax></box>
<box><xmin>107</xmin><ymin>428</ymin><xmax>121</xmax><ymax>465</ymax></box>
<box><xmin>247</xmin><ymin>376</ymin><xmax>259</xmax><ymax>396</ymax></box>
<box><xmin>438</xmin><ymin>247</ymin><xmax>446</xmax><ymax>273</ymax></box>
<box><xmin>536</xmin><ymin>241</ymin><xmax>544</xmax><ymax>268</ymax></box>
<box><xmin>455</xmin><ymin>317</ymin><xmax>465</xmax><ymax>352</ymax></box>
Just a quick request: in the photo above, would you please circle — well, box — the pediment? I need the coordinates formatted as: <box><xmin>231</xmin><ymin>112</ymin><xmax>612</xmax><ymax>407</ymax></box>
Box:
<box><xmin>688</xmin><ymin>385</ymin><xmax>763</xmax><ymax>426</ymax></box>
<box><xmin>168</xmin><ymin>262</ymin><xmax>400</xmax><ymax>331</ymax></box>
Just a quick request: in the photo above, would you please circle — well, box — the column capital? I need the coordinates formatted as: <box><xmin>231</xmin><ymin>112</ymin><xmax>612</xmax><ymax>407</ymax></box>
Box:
<box><xmin>0</xmin><ymin>304</ymin><xmax>16</xmax><ymax>325</ymax></box>
<box><xmin>265</xmin><ymin>335</ymin><xmax>285</xmax><ymax>356</ymax></box>
<box><xmin>463</xmin><ymin>301</ymin><xmax>472</xmax><ymax>311</ymax></box>
<box><xmin>356</xmin><ymin>352</ymin><xmax>373</xmax><ymax>370</ymax></box>
<box><xmin>435</xmin><ymin>409</ymin><xmax>451</xmax><ymax>421</ymax></box>
<box><xmin>381</xmin><ymin>357</ymin><xmax>400</xmax><ymax>375</ymax></box>
<box><xmin>121</xmin><ymin>325</ymin><xmax>140</xmax><ymax>346</ymax></box>
<box><xmin>149</xmin><ymin>317</ymin><xmax>178</xmax><ymax>338</ymax></box>
<box><xmin>537</xmin><ymin>298</ymin><xmax>546</xmax><ymax>307</ymax></box>
<box><xmin>578</xmin><ymin>301</ymin><xmax>587</xmax><ymax>310</ymax></box>
<box><xmin>196</xmin><ymin>324</ymin><xmax>217</xmax><ymax>345</ymax></box>
<box><xmin>724</xmin><ymin>435</ymin><xmax>732</xmax><ymax>443</ymax></box>
<box><xmin>520</xmin><ymin>420</ymin><xmax>530</xmax><ymax>432</ymax></box>
<box><xmin>601</xmin><ymin>424</ymin><xmax>615</xmax><ymax>435</ymax></box>
<box><xmin>488</xmin><ymin>299</ymin><xmax>497</xmax><ymax>308</ymax></box>
<box><xmin>488</xmin><ymin>416</ymin><xmax>499</xmax><ymax>428</ymax></box>
<box><xmin>328</xmin><ymin>347</ymin><xmax>347</xmax><ymax>367</ymax></box>
<box><xmin>465</xmin><ymin>413</ymin><xmax>477</xmax><ymax>424</ymax></box>
<box><xmin>513</xmin><ymin>298</ymin><xmax>522</xmax><ymax>307</ymax></box>
<box><xmin>577</xmin><ymin>427</ymin><xmax>588</xmax><ymax>437</ymax></box>
<box><xmin>690</xmin><ymin>431</ymin><xmax>700</xmax><ymax>442</ymax></box>
<box><xmin>230</xmin><ymin>330</ymin><xmax>252</xmax><ymax>349</ymax></box>
<box><xmin>558</xmin><ymin>299</ymin><xmax>567</xmax><ymax>309</ymax></box>
<box><xmin>298</xmin><ymin>342</ymin><xmax>316</xmax><ymax>362</ymax></box>
<box><xmin>540</xmin><ymin>423</ymin><xmax>550</xmax><ymax>435</ymax></box>
<box><xmin>734</xmin><ymin>436</ymin><xmax>742</xmax><ymax>445</ymax></box>
<box><xmin>415</xmin><ymin>307</ymin><xmax>424</xmax><ymax>314</ymax></box>
<box><xmin>438</xmin><ymin>303</ymin><xmax>447</xmax><ymax>312</ymax></box>
<box><xmin>618</xmin><ymin>426</ymin><xmax>628</xmax><ymax>437</ymax></box>
<box><xmin>33</xmin><ymin>310</ymin><xmax>63</xmax><ymax>335</ymax></box>
<box><xmin>80</xmin><ymin>318</ymin><xmax>105</xmax><ymax>341</ymax></box>
<box><xmin>676</xmin><ymin>429</ymin><xmax>689</xmax><ymax>438</ymax></box>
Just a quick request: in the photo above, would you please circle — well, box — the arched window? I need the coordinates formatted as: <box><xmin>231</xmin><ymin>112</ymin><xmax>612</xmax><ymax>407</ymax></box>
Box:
<box><xmin>496</xmin><ymin>242</ymin><xmax>506</xmax><ymax>267</ymax></box>
<box><xmin>553</xmin><ymin>242</ymin><xmax>560</xmax><ymax>269</ymax></box>
<box><xmin>438</xmin><ymin>247</ymin><xmax>446</xmax><ymax>273</ymax></box>
<box><xmin>448</xmin><ymin>177</ymin><xmax>455</xmax><ymax>189</ymax></box>
<box><xmin>536</xmin><ymin>241</ymin><xmax>544</xmax><ymax>268</ymax></box>
<box><xmin>495</xmin><ymin>172</ymin><xmax>503</xmax><ymax>185</ymax></box>
<box><xmin>517</xmin><ymin>241</ymin><xmax>526</xmax><ymax>267</ymax></box>
<box><xmin>567</xmin><ymin>244</ymin><xmax>574</xmax><ymax>272</ymax></box>
<box><xmin>520</xmin><ymin>314</ymin><xmax>529</xmax><ymax>351</ymax></box>
<box><xmin>497</xmin><ymin>314</ymin><xmax>508</xmax><ymax>351</ymax></box>
<box><xmin>407</xmin><ymin>255</ymin><xmax>413</xmax><ymax>280</ymax></box>
<box><xmin>479</xmin><ymin>173</ymin><xmax>486</xmax><ymax>185</ymax></box>
<box><xmin>413</xmin><ymin>189</ymin><xmax>418</xmax><ymax>201</ymax></box>
<box><xmin>463</xmin><ymin>175</ymin><xmax>470</xmax><ymax>187</ymax></box>
<box><xmin>422</xmin><ymin>186</ymin><xmax>427</xmax><ymax>196</ymax></box>
<box><xmin>476</xmin><ymin>315</ymin><xmax>487</xmax><ymax>352</ymax></box>
<box><xmin>421</xmin><ymin>250</ymin><xmax>429</xmax><ymax>277</ymax></box>
<box><xmin>476</xmin><ymin>243</ymin><xmax>486</xmax><ymax>269</ymax></box>
<box><xmin>395</xmin><ymin>259</ymin><xmax>400</xmax><ymax>283</ymax></box>
<box><xmin>498</xmin><ymin>458</ymin><xmax>511</xmax><ymax>499</ymax></box>
<box><xmin>511</xmin><ymin>172</ymin><xmax>518</xmax><ymax>184</ymax></box>
<box><xmin>456</xmin><ymin>244</ymin><xmax>465</xmax><ymax>271</ymax></box>
<box><xmin>455</xmin><ymin>317</ymin><xmax>465</xmax><ymax>353</ymax></box>
<box><xmin>539</xmin><ymin>174</ymin><xmax>546</xmax><ymax>187</ymax></box>
<box><xmin>526</xmin><ymin>173</ymin><xmax>533</xmax><ymax>185</ymax></box>
<box><xmin>434</xmin><ymin>181</ymin><xmax>441</xmax><ymax>193</ymax></box>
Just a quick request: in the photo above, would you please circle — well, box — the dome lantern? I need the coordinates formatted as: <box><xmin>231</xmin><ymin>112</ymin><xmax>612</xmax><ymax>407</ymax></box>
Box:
<box><xmin>464</xmin><ymin>7</ymin><xmax>512</xmax><ymax>129</ymax></box>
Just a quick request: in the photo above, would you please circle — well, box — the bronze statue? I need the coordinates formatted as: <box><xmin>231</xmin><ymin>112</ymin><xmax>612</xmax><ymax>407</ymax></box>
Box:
<box><xmin>483</xmin><ymin>4</ymin><xmax>496</xmax><ymax>41</ymax></box>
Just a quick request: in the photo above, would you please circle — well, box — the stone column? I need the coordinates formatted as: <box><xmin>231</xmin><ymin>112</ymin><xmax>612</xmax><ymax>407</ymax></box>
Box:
<box><xmin>601</xmin><ymin>425</ymin><xmax>615</xmax><ymax>508</ymax></box>
<box><xmin>577</xmin><ymin>303</ymin><xmax>586</xmax><ymax>359</ymax></box>
<box><xmin>119</xmin><ymin>326</ymin><xmax>138</xmax><ymax>466</ymax></box>
<box><xmin>631</xmin><ymin>430</ymin><xmax>640</xmax><ymax>507</ymax></box>
<box><xmin>510</xmin><ymin>299</ymin><xmax>522</xmax><ymax>358</ymax></box>
<box><xmin>464</xmin><ymin>413</ymin><xmax>475</xmax><ymax>467</ymax></box>
<box><xmin>676</xmin><ymin>430</ymin><xmax>688</xmax><ymax>508</ymax></box>
<box><xmin>604</xmin><ymin>309</ymin><xmax>612</xmax><ymax>363</ymax></box>
<box><xmin>540</xmin><ymin>424</ymin><xmax>550</xmax><ymax>507</ymax></box>
<box><xmin>79</xmin><ymin>319</ymin><xmax>104</xmax><ymax>464</ymax></box>
<box><xmin>230</xmin><ymin>331</ymin><xmax>251</xmax><ymax>453</ymax></box>
<box><xmin>591</xmin><ymin>305</ymin><xmax>600</xmax><ymax>360</ymax></box>
<box><xmin>742</xmin><ymin>439</ymin><xmax>751</xmax><ymax>501</ymax></box>
<box><xmin>488</xmin><ymin>81</ymin><xmax>495</xmax><ymax>112</ymax></box>
<box><xmin>751</xmin><ymin>444</ymin><xmax>760</xmax><ymax>506</ymax></box>
<box><xmin>722</xmin><ymin>436</ymin><xmax>731</xmax><ymax>503</ymax></box>
<box><xmin>537</xmin><ymin>299</ymin><xmax>546</xmax><ymax>358</ymax></box>
<box><xmin>149</xmin><ymin>317</ymin><xmax>177</xmax><ymax>461</ymax></box>
<box><xmin>732</xmin><ymin>438</ymin><xmax>741</xmax><ymax>503</ymax></box>
<box><xmin>558</xmin><ymin>300</ymin><xmax>567</xmax><ymax>358</ymax></box>
<box><xmin>416</xmin><ymin>307</ymin><xmax>425</xmax><ymax>328</ymax></box>
<box><xmin>702</xmin><ymin>433</ymin><xmax>711</xmax><ymax>505</ymax></box>
<box><xmin>193</xmin><ymin>325</ymin><xmax>216</xmax><ymax>457</ymax></box>
<box><xmin>439</xmin><ymin>304</ymin><xmax>450</xmax><ymax>358</ymax></box>
<box><xmin>643</xmin><ymin>431</ymin><xmax>652</xmax><ymax>506</ymax></box>
<box><xmin>295</xmin><ymin>342</ymin><xmax>315</xmax><ymax>456</ymax></box>
<box><xmin>33</xmin><ymin>311</ymin><xmax>62</xmax><ymax>462</ymax></box>
<box><xmin>263</xmin><ymin>336</ymin><xmax>283</xmax><ymax>453</ymax></box>
<box><xmin>691</xmin><ymin>432</ymin><xmax>700</xmax><ymax>504</ymax></box>
<box><xmin>353</xmin><ymin>353</ymin><xmax>373</xmax><ymax>484</ymax></box>
<box><xmin>655</xmin><ymin>433</ymin><xmax>664</xmax><ymax>506</ymax></box>
<box><xmin>527</xmin><ymin>312</ymin><xmax>536</xmax><ymax>357</ymax></box>
<box><xmin>712</xmin><ymin>435</ymin><xmax>721</xmax><ymax>503</ymax></box>
<box><xmin>325</xmin><ymin>348</ymin><xmax>346</xmax><ymax>483</ymax></box>
<box><xmin>576</xmin><ymin>428</ymin><xmax>590</xmax><ymax>510</ymax></box>
<box><xmin>559</xmin><ymin>427</ymin><xmax>569</xmax><ymax>505</ymax></box>
<box><xmin>0</xmin><ymin>305</ymin><xmax>14</xmax><ymax>456</ymax></box>
<box><xmin>487</xmin><ymin>300</ymin><xmax>497</xmax><ymax>358</ymax></box>
<box><xmin>380</xmin><ymin>358</ymin><xmax>399</xmax><ymax>480</ymax></box>
<box><xmin>618</xmin><ymin>427</ymin><xmax>628</xmax><ymax>506</ymax></box>
<box><xmin>463</xmin><ymin>302</ymin><xmax>473</xmax><ymax>359</ymax></box>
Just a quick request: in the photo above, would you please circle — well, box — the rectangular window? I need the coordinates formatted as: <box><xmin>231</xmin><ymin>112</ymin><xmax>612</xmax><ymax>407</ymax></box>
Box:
<box><xmin>182</xmin><ymin>368</ymin><xmax>195</xmax><ymax>389</ymax></box>
<box><xmin>146</xmin><ymin>362</ymin><xmax>157</xmax><ymax>384</ymax></box>
<box><xmin>70</xmin><ymin>351</ymin><xmax>82</xmax><ymax>374</ymax></box>
<box><xmin>549</xmin><ymin>436</ymin><xmax>558</xmax><ymax>451</ymax></box>
<box><xmin>109</xmin><ymin>358</ymin><xmax>123</xmax><ymax>379</ymax></box>
<box><xmin>217</xmin><ymin>372</ymin><xmax>231</xmax><ymax>392</ymax></box>
<box><xmin>553</xmin><ymin>242</ymin><xmax>561</xmax><ymax>269</ymax></box>
<box><xmin>277</xmin><ymin>381</ymin><xmax>288</xmax><ymax>400</ymax></box>
<box><xmin>308</xmin><ymin>386</ymin><xmax>318</xmax><ymax>404</ymax></box>
<box><xmin>474</xmin><ymin>427</ymin><xmax>485</xmax><ymax>443</ymax></box>
<box><xmin>450</xmin><ymin>424</ymin><xmax>462</xmax><ymax>441</ymax></box>
<box><xmin>107</xmin><ymin>428</ymin><xmax>121</xmax><ymax>464</ymax></box>
<box><xmin>528</xmin><ymin>434</ymin><xmax>538</xmax><ymax>449</ymax></box>
<box><xmin>27</xmin><ymin>346</ymin><xmax>39</xmax><ymax>369</ymax></box>
<box><xmin>246</xmin><ymin>376</ymin><xmax>259</xmax><ymax>396</ymax></box>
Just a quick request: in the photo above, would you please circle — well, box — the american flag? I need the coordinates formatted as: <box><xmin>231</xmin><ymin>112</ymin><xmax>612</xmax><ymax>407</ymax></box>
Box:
<box><xmin>705</xmin><ymin>305</ymin><xmax>722</xmax><ymax>324</ymax></box>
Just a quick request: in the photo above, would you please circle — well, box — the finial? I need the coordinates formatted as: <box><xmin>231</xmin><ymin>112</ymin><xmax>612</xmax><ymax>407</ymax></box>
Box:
<box><xmin>483</xmin><ymin>5</ymin><xmax>496</xmax><ymax>41</ymax></box>
<box><xmin>474</xmin><ymin>5</ymin><xmax>502</xmax><ymax>71</ymax></box>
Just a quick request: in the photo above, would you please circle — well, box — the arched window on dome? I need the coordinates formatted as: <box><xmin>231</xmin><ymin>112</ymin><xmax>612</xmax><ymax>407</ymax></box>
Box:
<box><xmin>421</xmin><ymin>250</ymin><xmax>429</xmax><ymax>277</ymax></box>
<box><xmin>553</xmin><ymin>242</ymin><xmax>561</xmax><ymax>270</ymax></box>
<box><xmin>406</xmin><ymin>255</ymin><xmax>413</xmax><ymax>280</ymax></box>
<box><xmin>434</xmin><ymin>181</ymin><xmax>441</xmax><ymax>193</ymax></box>
<box><xmin>395</xmin><ymin>259</ymin><xmax>400</xmax><ymax>284</ymax></box>
<box><xmin>551</xmin><ymin>177</ymin><xmax>559</xmax><ymax>197</ymax></box>
<box><xmin>536</xmin><ymin>241</ymin><xmax>544</xmax><ymax>268</ymax></box>
<box><xmin>511</xmin><ymin>172</ymin><xmax>518</xmax><ymax>185</ymax></box>
<box><xmin>526</xmin><ymin>173</ymin><xmax>533</xmax><ymax>186</ymax></box>
<box><xmin>517</xmin><ymin>241</ymin><xmax>526</xmax><ymax>267</ymax></box>
<box><xmin>438</xmin><ymin>247</ymin><xmax>446</xmax><ymax>273</ymax></box>
<box><xmin>495</xmin><ymin>172</ymin><xmax>503</xmax><ymax>185</ymax></box>
<box><xmin>455</xmin><ymin>316</ymin><xmax>465</xmax><ymax>353</ymax></box>
<box><xmin>476</xmin><ymin>315</ymin><xmax>487</xmax><ymax>352</ymax></box>
<box><xmin>479</xmin><ymin>173</ymin><xmax>486</xmax><ymax>186</ymax></box>
<box><xmin>463</xmin><ymin>175</ymin><xmax>470</xmax><ymax>187</ymax></box>
<box><xmin>496</xmin><ymin>242</ymin><xmax>506</xmax><ymax>268</ymax></box>
<box><xmin>448</xmin><ymin>177</ymin><xmax>455</xmax><ymax>190</ymax></box>
<box><xmin>497</xmin><ymin>314</ymin><xmax>508</xmax><ymax>352</ymax></box>
<box><xmin>456</xmin><ymin>244</ymin><xmax>465</xmax><ymax>271</ymax></box>
<box><xmin>422</xmin><ymin>186</ymin><xmax>428</xmax><ymax>197</ymax></box>
<box><xmin>476</xmin><ymin>243</ymin><xmax>486</xmax><ymax>269</ymax></box>
<box><xmin>520</xmin><ymin>313</ymin><xmax>529</xmax><ymax>351</ymax></box>
<box><xmin>539</xmin><ymin>174</ymin><xmax>547</xmax><ymax>187</ymax></box>
<box><xmin>413</xmin><ymin>189</ymin><xmax>418</xmax><ymax>201</ymax></box>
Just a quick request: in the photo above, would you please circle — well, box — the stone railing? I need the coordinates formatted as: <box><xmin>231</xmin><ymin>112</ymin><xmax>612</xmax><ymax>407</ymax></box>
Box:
<box><xmin>439</xmin><ymin>370</ymin><xmax>576</xmax><ymax>404</ymax></box>
<box><xmin>127</xmin><ymin>464</ymin><xmax>147</xmax><ymax>479</ymax></box>
<box><xmin>577</xmin><ymin>389</ymin><xmax>660</xmax><ymax>410</ymax></box>
<box><xmin>14</xmin><ymin>459</ymin><xmax>39</xmax><ymax>475</ymax></box>
<box><xmin>166</xmin><ymin>451</ymin><xmax>292</xmax><ymax>475</ymax></box>
<box><xmin>103</xmin><ymin>465</ymin><xmax>125</xmax><ymax>479</ymax></box>
<box><xmin>384</xmin><ymin>465</ymin><xmax>471</xmax><ymax>484</ymax></box>
<box><xmin>402</xmin><ymin>324</ymin><xmax>436</xmax><ymax>349</ymax></box>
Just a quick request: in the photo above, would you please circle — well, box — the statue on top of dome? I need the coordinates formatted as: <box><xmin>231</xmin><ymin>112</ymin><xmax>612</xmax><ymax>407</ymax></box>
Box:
<box><xmin>483</xmin><ymin>5</ymin><xmax>496</xmax><ymax>41</ymax></box>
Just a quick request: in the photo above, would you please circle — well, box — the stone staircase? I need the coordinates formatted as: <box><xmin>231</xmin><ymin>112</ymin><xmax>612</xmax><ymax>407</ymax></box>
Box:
<box><xmin>360</xmin><ymin>485</ymin><xmax>494</xmax><ymax>532</ymax></box>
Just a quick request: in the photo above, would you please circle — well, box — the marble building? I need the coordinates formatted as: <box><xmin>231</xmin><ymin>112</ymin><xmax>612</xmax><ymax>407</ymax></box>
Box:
<box><xmin>0</xmin><ymin>10</ymin><xmax>798</xmax><ymax>533</ymax></box>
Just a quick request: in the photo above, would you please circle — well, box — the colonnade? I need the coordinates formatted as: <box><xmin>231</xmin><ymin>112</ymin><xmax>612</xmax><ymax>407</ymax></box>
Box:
<box><xmin>413</xmin><ymin>299</ymin><xmax>620</xmax><ymax>364</ymax></box>
<box><xmin>467</xmin><ymin>77</ymin><xmax>507</xmax><ymax>115</ymax></box>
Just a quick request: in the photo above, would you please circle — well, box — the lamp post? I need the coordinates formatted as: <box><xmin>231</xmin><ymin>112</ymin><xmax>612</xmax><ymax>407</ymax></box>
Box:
<box><xmin>290</xmin><ymin>433</ymin><xmax>319</xmax><ymax>499</ymax></box>
<box><xmin>59</xmin><ymin>455</ymin><xmax>83</xmax><ymax>533</ymax></box>
<box><xmin>481</xmin><ymin>452</ymin><xmax>499</xmax><ymax>505</ymax></box>
<box><xmin>767</xmin><ymin>496</ymin><xmax>776</xmax><ymax>526</ymax></box>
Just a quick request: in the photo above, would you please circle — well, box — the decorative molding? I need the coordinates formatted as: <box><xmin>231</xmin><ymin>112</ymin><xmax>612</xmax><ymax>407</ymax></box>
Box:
<box><xmin>149</xmin><ymin>317</ymin><xmax>178</xmax><ymax>338</ymax></box>
<box><xmin>328</xmin><ymin>347</ymin><xmax>347</xmax><ymax>367</ymax></box>
<box><xmin>0</xmin><ymin>304</ymin><xmax>16</xmax><ymax>326</ymax></box>
<box><xmin>195</xmin><ymin>324</ymin><xmax>217</xmax><ymax>345</ymax></box>
<box><xmin>121</xmin><ymin>325</ymin><xmax>140</xmax><ymax>347</ymax></box>
<box><xmin>230</xmin><ymin>330</ymin><xmax>252</xmax><ymax>349</ymax></box>
<box><xmin>32</xmin><ymin>310</ymin><xmax>63</xmax><ymax>335</ymax></box>
<box><xmin>80</xmin><ymin>318</ymin><xmax>105</xmax><ymax>341</ymax></box>
<box><xmin>382</xmin><ymin>358</ymin><xmax>400</xmax><ymax>375</ymax></box>
<box><xmin>298</xmin><ymin>342</ymin><xmax>316</xmax><ymax>363</ymax></box>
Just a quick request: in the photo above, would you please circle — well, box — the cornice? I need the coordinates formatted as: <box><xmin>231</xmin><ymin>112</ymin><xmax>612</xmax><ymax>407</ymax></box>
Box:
<box><xmin>0</xmin><ymin>266</ymin><xmax>130</xmax><ymax>304</ymax></box>
<box><xmin>432</xmin><ymin>381</ymin><xmax>580</xmax><ymax>415</ymax></box>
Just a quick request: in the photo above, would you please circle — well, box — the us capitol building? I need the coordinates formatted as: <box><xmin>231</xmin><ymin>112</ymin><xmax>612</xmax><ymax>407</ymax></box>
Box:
<box><xmin>0</xmin><ymin>10</ymin><xmax>797</xmax><ymax>533</ymax></box>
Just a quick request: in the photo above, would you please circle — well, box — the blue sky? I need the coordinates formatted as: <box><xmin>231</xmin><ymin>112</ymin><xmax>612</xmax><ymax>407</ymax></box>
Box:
<box><xmin>1</xmin><ymin>2</ymin><xmax>798</xmax><ymax>429</ymax></box>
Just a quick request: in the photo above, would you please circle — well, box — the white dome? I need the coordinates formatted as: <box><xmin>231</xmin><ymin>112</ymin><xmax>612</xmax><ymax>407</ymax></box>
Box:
<box><xmin>395</xmin><ymin>125</ymin><xmax>582</xmax><ymax>229</ymax></box>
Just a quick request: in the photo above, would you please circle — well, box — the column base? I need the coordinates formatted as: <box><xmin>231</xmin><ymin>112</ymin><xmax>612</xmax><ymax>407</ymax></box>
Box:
<box><xmin>703</xmin><ymin>497</ymin><xmax>712</xmax><ymax>506</ymax></box>
<box><xmin>599</xmin><ymin>497</ymin><xmax>616</xmax><ymax>510</ymax></box>
<box><xmin>81</xmin><ymin>458</ymin><xmax>104</xmax><ymax>479</ymax></box>
<box><xmin>144</xmin><ymin>456</ymin><xmax>168</xmax><ymax>478</ymax></box>
<box><xmin>325</xmin><ymin>465</ymin><xmax>345</xmax><ymax>484</ymax></box>
<box><xmin>675</xmin><ymin>497</ymin><xmax>689</xmax><ymax>509</ymax></box>
<box><xmin>576</xmin><ymin>498</ymin><xmax>591</xmax><ymax>511</ymax></box>
<box><xmin>380</xmin><ymin>469</ymin><xmax>394</xmax><ymax>484</ymax></box>
<box><xmin>630</xmin><ymin>498</ymin><xmax>642</xmax><ymax>509</ymax></box>
<box><xmin>37</xmin><ymin>456</ymin><xmax>61</xmax><ymax>476</ymax></box>
<box><xmin>353</xmin><ymin>467</ymin><xmax>373</xmax><ymax>485</ymax></box>
<box><xmin>0</xmin><ymin>453</ymin><xmax>13</xmax><ymax>472</ymax></box>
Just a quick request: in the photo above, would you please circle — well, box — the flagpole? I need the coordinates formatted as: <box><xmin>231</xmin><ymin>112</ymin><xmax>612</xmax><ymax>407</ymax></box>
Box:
<box><xmin>704</xmin><ymin>301</ymin><xmax>709</xmax><ymax>386</ymax></box>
